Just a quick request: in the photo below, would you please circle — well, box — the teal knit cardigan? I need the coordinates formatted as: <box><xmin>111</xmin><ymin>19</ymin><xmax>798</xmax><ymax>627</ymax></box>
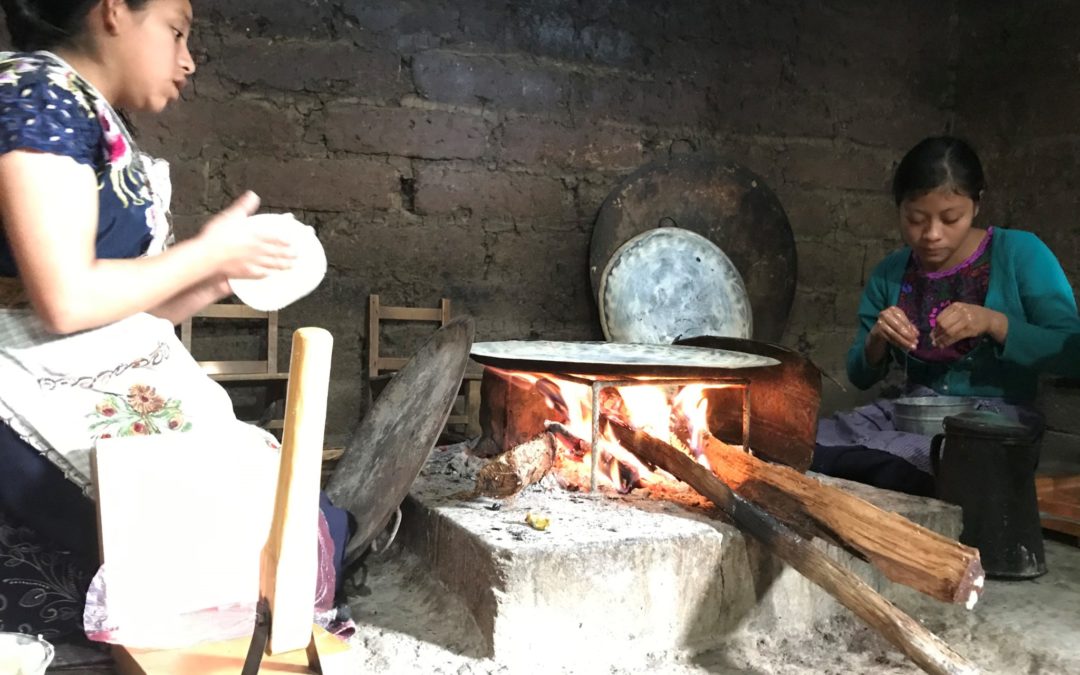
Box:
<box><xmin>846</xmin><ymin>228</ymin><xmax>1080</xmax><ymax>403</ymax></box>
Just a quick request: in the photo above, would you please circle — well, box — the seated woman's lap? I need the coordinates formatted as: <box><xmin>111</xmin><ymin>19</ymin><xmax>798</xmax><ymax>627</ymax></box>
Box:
<box><xmin>810</xmin><ymin>443</ymin><xmax>935</xmax><ymax>497</ymax></box>
<box><xmin>0</xmin><ymin>420</ymin><xmax>97</xmax><ymax>638</ymax></box>
<box><xmin>0</xmin><ymin>420</ymin><xmax>99</xmax><ymax>558</ymax></box>
<box><xmin>0</xmin><ymin>419</ymin><xmax>354</xmax><ymax>621</ymax></box>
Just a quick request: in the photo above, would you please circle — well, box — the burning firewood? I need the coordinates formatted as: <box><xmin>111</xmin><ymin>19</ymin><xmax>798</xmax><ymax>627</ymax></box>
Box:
<box><xmin>673</xmin><ymin>426</ymin><xmax>985</xmax><ymax>607</ymax></box>
<box><xmin>606</xmin><ymin>416</ymin><xmax>977</xmax><ymax>675</ymax></box>
<box><xmin>471</xmin><ymin>433</ymin><xmax>557</xmax><ymax>498</ymax></box>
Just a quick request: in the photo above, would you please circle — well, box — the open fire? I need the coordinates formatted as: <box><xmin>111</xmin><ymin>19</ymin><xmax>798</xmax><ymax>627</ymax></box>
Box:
<box><xmin>483</xmin><ymin>368</ymin><xmax>749</xmax><ymax>494</ymax></box>
<box><xmin>466</xmin><ymin>341</ymin><xmax>986</xmax><ymax>673</ymax></box>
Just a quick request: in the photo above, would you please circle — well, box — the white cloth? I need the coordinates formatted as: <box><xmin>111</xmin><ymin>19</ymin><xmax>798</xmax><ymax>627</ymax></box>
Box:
<box><xmin>0</xmin><ymin>310</ymin><xmax>278</xmax><ymax>497</ymax></box>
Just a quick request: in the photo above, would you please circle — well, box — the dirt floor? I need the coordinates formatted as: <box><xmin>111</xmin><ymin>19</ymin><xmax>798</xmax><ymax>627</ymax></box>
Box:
<box><xmin>337</xmin><ymin>533</ymin><xmax>1080</xmax><ymax>674</ymax></box>
<box><xmin>50</xmin><ymin>534</ymin><xmax>1079</xmax><ymax>674</ymax></box>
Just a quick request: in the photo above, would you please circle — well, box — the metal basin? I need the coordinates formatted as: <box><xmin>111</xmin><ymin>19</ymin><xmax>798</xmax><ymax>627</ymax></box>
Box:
<box><xmin>893</xmin><ymin>396</ymin><xmax>977</xmax><ymax>436</ymax></box>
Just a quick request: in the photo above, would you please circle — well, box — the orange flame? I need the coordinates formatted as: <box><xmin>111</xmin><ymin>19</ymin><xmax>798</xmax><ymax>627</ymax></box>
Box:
<box><xmin>510</xmin><ymin>371</ymin><xmax>733</xmax><ymax>492</ymax></box>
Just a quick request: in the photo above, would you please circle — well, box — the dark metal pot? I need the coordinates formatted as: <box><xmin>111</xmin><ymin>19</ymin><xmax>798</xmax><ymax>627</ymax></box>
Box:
<box><xmin>931</xmin><ymin>411</ymin><xmax>1046</xmax><ymax>579</ymax></box>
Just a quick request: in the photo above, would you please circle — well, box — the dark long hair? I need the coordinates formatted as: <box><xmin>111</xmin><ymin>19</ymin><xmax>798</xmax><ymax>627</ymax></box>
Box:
<box><xmin>1</xmin><ymin>0</ymin><xmax>151</xmax><ymax>51</ymax></box>
<box><xmin>892</xmin><ymin>136</ymin><xmax>986</xmax><ymax>206</ymax></box>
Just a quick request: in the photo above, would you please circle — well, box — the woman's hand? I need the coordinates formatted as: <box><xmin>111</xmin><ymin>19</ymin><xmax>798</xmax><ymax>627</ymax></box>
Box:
<box><xmin>195</xmin><ymin>192</ymin><xmax>296</xmax><ymax>280</ymax></box>
<box><xmin>931</xmin><ymin>302</ymin><xmax>1008</xmax><ymax>347</ymax></box>
<box><xmin>865</xmin><ymin>306</ymin><xmax>918</xmax><ymax>365</ymax></box>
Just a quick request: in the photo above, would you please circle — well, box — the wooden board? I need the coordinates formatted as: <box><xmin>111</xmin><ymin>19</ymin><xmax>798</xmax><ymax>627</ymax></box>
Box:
<box><xmin>114</xmin><ymin>625</ymin><xmax>351</xmax><ymax>674</ymax></box>
<box><xmin>263</xmin><ymin>327</ymin><xmax>334</xmax><ymax>654</ymax></box>
<box><xmin>1036</xmin><ymin>475</ymin><xmax>1080</xmax><ymax>539</ymax></box>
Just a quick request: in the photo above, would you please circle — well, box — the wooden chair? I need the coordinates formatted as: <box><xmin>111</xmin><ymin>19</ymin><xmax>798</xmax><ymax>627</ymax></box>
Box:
<box><xmin>180</xmin><ymin>303</ymin><xmax>290</xmax><ymax>433</ymax></box>
<box><xmin>368</xmin><ymin>294</ymin><xmax>481</xmax><ymax>437</ymax></box>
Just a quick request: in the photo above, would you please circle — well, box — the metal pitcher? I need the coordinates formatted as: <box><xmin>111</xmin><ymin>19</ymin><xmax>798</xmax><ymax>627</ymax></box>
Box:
<box><xmin>931</xmin><ymin>411</ymin><xmax>1046</xmax><ymax>579</ymax></box>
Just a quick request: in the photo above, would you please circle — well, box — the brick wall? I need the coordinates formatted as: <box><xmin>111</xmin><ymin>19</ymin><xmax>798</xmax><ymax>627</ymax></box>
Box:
<box><xmin>955</xmin><ymin>1</ymin><xmax>1080</xmax><ymax>283</ymax></box>
<box><xmin>129</xmin><ymin>0</ymin><xmax>971</xmax><ymax>438</ymax></box>
<box><xmin>26</xmin><ymin>2</ymin><xmax>1071</xmax><ymax>440</ymax></box>
<box><xmin>955</xmin><ymin>1</ymin><xmax>1080</xmax><ymax>462</ymax></box>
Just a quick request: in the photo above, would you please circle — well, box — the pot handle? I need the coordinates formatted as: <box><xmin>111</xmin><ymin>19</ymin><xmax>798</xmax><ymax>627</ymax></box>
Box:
<box><xmin>930</xmin><ymin>433</ymin><xmax>945</xmax><ymax>474</ymax></box>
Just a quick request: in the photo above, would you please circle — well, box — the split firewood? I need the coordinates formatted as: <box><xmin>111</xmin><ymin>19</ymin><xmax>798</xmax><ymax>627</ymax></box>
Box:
<box><xmin>674</xmin><ymin>425</ymin><xmax>984</xmax><ymax>607</ymax></box>
<box><xmin>470</xmin><ymin>433</ymin><xmax>557</xmax><ymax>498</ymax></box>
<box><xmin>606</xmin><ymin>417</ymin><xmax>977</xmax><ymax>675</ymax></box>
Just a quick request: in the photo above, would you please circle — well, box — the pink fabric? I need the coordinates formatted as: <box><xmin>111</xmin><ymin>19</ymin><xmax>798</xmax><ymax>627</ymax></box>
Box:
<box><xmin>83</xmin><ymin>510</ymin><xmax>341</xmax><ymax>649</ymax></box>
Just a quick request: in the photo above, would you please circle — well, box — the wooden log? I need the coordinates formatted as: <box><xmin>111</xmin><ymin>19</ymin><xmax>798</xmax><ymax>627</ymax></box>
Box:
<box><xmin>262</xmin><ymin>327</ymin><xmax>334</xmax><ymax>654</ymax></box>
<box><xmin>473</xmin><ymin>433</ymin><xmax>557</xmax><ymax>497</ymax></box>
<box><xmin>685</xmin><ymin>430</ymin><xmax>984</xmax><ymax>607</ymax></box>
<box><xmin>607</xmin><ymin>418</ymin><xmax>978</xmax><ymax>675</ymax></box>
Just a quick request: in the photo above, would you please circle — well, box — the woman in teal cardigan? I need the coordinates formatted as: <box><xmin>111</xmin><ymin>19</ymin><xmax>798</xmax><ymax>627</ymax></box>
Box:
<box><xmin>814</xmin><ymin>136</ymin><xmax>1080</xmax><ymax>495</ymax></box>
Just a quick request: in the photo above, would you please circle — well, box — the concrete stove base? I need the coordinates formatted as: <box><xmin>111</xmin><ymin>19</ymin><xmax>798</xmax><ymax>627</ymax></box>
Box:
<box><xmin>399</xmin><ymin>446</ymin><xmax>963</xmax><ymax>672</ymax></box>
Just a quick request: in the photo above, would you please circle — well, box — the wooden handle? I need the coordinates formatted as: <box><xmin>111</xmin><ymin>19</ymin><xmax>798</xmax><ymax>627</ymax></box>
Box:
<box><xmin>607</xmin><ymin>418</ymin><xmax>978</xmax><ymax>675</ymax></box>
<box><xmin>261</xmin><ymin>327</ymin><xmax>334</xmax><ymax>655</ymax></box>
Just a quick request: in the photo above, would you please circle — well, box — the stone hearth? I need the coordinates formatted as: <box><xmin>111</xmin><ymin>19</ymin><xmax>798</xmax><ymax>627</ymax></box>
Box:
<box><xmin>398</xmin><ymin>445</ymin><xmax>963</xmax><ymax>672</ymax></box>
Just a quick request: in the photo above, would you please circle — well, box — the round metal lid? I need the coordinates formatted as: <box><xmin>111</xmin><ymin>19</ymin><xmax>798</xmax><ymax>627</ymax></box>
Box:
<box><xmin>470</xmin><ymin>340</ymin><xmax>778</xmax><ymax>376</ymax></box>
<box><xmin>599</xmin><ymin>227</ymin><xmax>752</xmax><ymax>344</ymax></box>
<box><xmin>590</xmin><ymin>154</ymin><xmax>796</xmax><ymax>343</ymax></box>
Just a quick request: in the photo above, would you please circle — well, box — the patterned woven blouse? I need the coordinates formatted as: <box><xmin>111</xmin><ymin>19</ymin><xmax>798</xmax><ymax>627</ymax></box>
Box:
<box><xmin>0</xmin><ymin>51</ymin><xmax>165</xmax><ymax>642</ymax></box>
<box><xmin>897</xmin><ymin>227</ymin><xmax>994</xmax><ymax>363</ymax></box>
<box><xmin>0</xmin><ymin>51</ymin><xmax>161</xmax><ymax>277</ymax></box>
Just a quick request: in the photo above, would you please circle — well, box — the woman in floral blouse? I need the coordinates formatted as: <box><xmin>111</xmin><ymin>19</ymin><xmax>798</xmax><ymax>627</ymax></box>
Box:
<box><xmin>814</xmin><ymin>136</ymin><xmax>1080</xmax><ymax>495</ymax></box>
<box><xmin>0</xmin><ymin>0</ymin><xmax>348</xmax><ymax>642</ymax></box>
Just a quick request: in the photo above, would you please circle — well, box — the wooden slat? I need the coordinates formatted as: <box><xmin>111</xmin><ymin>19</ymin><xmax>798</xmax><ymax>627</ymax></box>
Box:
<box><xmin>264</xmin><ymin>327</ymin><xmax>333</xmax><ymax>654</ymax></box>
<box><xmin>210</xmin><ymin>372</ymin><xmax>290</xmax><ymax>383</ymax></box>
<box><xmin>180</xmin><ymin>318</ymin><xmax>193</xmax><ymax>351</ymax></box>
<box><xmin>114</xmin><ymin>624</ymin><xmax>351</xmax><ymax>675</ymax></box>
<box><xmin>195</xmin><ymin>304</ymin><xmax>269</xmax><ymax>319</ymax></box>
<box><xmin>368</xmin><ymin>295</ymin><xmax>453</xmax><ymax>379</ymax></box>
<box><xmin>368</xmin><ymin>294</ymin><xmax>473</xmax><ymax>439</ymax></box>
<box><xmin>1040</xmin><ymin>515</ymin><xmax>1080</xmax><ymax>538</ymax></box>
<box><xmin>1037</xmin><ymin>475</ymin><xmax>1080</xmax><ymax>537</ymax></box>
<box><xmin>379</xmin><ymin>306</ymin><xmax>443</xmax><ymax>321</ymax></box>
<box><xmin>375</xmin><ymin>356</ymin><xmax>409</xmax><ymax>372</ymax></box>
<box><xmin>1036</xmin><ymin>475</ymin><xmax>1080</xmax><ymax>494</ymax></box>
<box><xmin>368</xmin><ymin>295</ymin><xmax>380</xmax><ymax>377</ymax></box>
<box><xmin>267</xmin><ymin>308</ymin><xmax>279</xmax><ymax>374</ymax></box>
<box><xmin>440</xmin><ymin>298</ymin><xmax>451</xmax><ymax>326</ymax></box>
<box><xmin>199</xmin><ymin>360</ymin><xmax>273</xmax><ymax>376</ymax></box>
<box><xmin>1041</xmin><ymin>500</ymin><xmax>1080</xmax><ymax>521</ymax></box>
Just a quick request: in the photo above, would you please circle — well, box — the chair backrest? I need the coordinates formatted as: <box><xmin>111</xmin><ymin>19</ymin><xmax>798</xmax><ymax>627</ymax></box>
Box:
<box><xmin>368</xmin><ymin>294</ymin><xmax>451</xmax><ymax>378</ymax></box>
<box><xmin>180</xmin><ymin>303</ymin><xmax>281</xmax><ymax>376</ymax></box>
